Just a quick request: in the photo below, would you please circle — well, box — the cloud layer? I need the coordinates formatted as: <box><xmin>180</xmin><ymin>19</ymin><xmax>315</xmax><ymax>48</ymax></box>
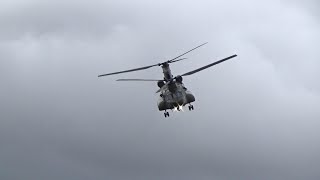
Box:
<box><xmin>1</xmin><ymin>0</ymin><xmax>320</xmax><ymax>179</ymax></box>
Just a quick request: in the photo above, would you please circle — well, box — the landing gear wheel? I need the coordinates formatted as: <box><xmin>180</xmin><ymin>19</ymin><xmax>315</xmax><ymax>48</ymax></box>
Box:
<box><xmin>164</xmin><ymin>111</ymin><xmax>170</xmax><ymax>118</ymax></box>
<box><xmin>188</xmin><ymin>105</ymin><xmax>194</xmax><ymax>111</ymax></box>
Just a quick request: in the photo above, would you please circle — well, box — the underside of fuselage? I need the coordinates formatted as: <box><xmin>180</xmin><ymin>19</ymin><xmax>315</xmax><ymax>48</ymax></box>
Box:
<box><xmin>157</xmin><ymin>90</ymin><xmax>195</xmax><ymax>111</ymax></box>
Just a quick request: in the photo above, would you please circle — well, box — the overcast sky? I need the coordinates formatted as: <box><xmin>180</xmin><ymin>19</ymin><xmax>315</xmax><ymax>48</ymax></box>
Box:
<box><xmin>1</xmin><ymin>0</ymin><xmax>320</xmax><ymax>179</ymax></box>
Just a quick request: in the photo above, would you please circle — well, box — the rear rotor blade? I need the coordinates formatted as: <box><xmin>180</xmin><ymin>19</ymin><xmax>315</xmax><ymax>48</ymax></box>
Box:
<box><xmin>168</xmin><ymin>42</ymin><xmax>208</xmax><ymax>63</ymax></box>
<box><xmin>181</xmin><ymin>54</ymin><xmax>237</xmax><ymax>76</ymax></box>
<box><xmin>98</xmin><ymin>64</ymin><xmax>158</xmax><ymax>77</ymax></box>
<box><xmin>116</xmin><ymin>79</ymin><xmax>162</xmax><ymax>81</ymax></box>
<box><xmin>169</xmin><ymin>58</ymin><xmax>187</xmax><ymax>63</ymax></box>
<box><xmin>98</xmin><ymin>43</ymin><xmax>208</xmax><ymax>78</ymax></box>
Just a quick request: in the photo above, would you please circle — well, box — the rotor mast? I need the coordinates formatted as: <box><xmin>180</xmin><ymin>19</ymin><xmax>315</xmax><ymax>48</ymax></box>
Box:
<box><xmin>161</xmin><ymin>62</ymin><xmax>173</xmax><ymax>81</ymax></box>
<box><xmin>159</xmin><ymin>42</ymin><xmax>209</xmax><ymax>82</ymax></box>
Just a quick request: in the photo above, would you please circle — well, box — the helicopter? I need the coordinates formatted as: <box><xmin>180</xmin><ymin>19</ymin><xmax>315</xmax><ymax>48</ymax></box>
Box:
<box><xmin>98</xmin><ymin>42</ymin><xmax>237</xmax><ymax>117</ymax></box>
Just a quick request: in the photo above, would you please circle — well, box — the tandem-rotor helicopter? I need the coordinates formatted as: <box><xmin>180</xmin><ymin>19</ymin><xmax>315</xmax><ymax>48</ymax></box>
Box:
<box><xmin>98</xmin><ymin>42</ymin><xmax>237</xmax><ymax>117</ymax></box>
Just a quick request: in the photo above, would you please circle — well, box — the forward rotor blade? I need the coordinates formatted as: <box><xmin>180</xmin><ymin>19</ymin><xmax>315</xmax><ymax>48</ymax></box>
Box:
<box><xmin>168</xmin><ymin>42</ymin><xmax>208</xmax><ymax>63</ymax></box>
<box><xmin>98</xmin><ymin>64</ymin><xmax>158</xmax><ymax>77</ymax></box>
<box><xmin>181</xmin><ymin>54</ymin><xmax>237</xmax><ymax>76</ymax></box>
<box><xmin>117</xmin><ymin>79</ymin><xmax>162</xmax><ymax>81</ymax></box>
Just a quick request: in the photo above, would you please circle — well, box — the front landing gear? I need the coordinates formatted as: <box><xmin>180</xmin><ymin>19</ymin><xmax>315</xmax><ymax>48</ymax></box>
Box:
<box><xmin>188</xmin><ymin>104</ymin><xmax>194</xmax><ymax>111</ymax></box>
<box><xmin>164</xmin><ymin>111</ymin><xmax>170</xmax><ymax>118</ymax></box>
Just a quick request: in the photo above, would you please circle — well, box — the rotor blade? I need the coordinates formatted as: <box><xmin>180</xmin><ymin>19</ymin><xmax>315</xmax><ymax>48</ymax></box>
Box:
<box><xmin>98</xmin><ymin>43</ymin><xmax>207</xmax><ymax>77</ymax></box>
<box><xmin>116</xmin><ymin>79</ymin><xmax>162</xmax><ymax>81</ymax></box>
<box><xmin>155</xmin><ymin>80</ymin><xmax>173</xmax><ymax>93</ymax></box>
<box><xmin>169</xmin><ymin>58</ymin><xmax>187</xmax><ymax>63</ymax></box>
<box><xmin>168</xmin><ymin>42</ymin><xmax>208</xmax><ymax>63</ymax></box>
<box><xmin>156</xmin><ymin>84</ymin><xmax>167</xmax><ymax>93</ymax></box>
<box><xmin>98</xmin><ymin>64</ymin><xmax>158</xmax><ymax>77</ymax></box>
<box><xmin>181</xmin><ymin>54</ymin><xmax>237</xmax><ymax>76</ymax></box>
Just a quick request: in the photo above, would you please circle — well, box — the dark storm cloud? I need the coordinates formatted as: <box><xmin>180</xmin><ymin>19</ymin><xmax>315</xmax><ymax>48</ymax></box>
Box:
<box><xmin>1</xmin><ymin>0</ymin><xmax>320</xmax><ymax>180</ymax></box>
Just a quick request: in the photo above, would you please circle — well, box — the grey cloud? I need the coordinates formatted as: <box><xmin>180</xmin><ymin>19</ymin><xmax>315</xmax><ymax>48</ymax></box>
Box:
<box><xmin>1</xmin><ymin>0</ymin><xmax>320</xmax><ymax>180</ymax></box>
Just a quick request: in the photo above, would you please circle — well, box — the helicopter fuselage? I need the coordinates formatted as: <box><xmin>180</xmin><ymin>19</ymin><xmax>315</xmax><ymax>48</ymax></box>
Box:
<box><xmin>157</xmin><ymin>82</ymin><xmax>195</xmax><ymax>111</ymax></box>
<box><xmin>157</xmin><ymin>64</ymin><xmax>195</xmax><ymax>111</ymax></box>
<box><xmin>97</xmin><ymin>42</ymin><xmax>237</xmax><ymax>117</ymax></box>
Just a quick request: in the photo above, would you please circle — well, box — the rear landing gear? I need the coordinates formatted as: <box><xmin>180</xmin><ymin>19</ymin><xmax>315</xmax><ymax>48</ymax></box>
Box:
<box><xmin>164</xmin><ymin>111</ymin><xmax>170</xmax><ymax>118</ymax></box>
<box><xmin>188</xmin><ymin>104</ymin><xmax>194</xmax><ymax>111</ymax></box>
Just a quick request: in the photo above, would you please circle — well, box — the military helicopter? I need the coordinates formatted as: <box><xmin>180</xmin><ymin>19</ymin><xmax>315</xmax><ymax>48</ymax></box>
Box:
<box><xmin>98</xmin><ymin>43</ymin><xmax>237</xmax><ymax>117</ymax></box>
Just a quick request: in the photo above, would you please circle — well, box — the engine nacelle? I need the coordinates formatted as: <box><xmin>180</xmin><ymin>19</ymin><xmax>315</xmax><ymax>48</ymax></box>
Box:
<box><xmin>157</xmin><ymin>80</ymin><xmax>165</xmax><ymax>88</ymax></box>
<box><xmin>176</xmin><ymin>75</ymin><xmax>183</xmax><ymax>83</ymax></box>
